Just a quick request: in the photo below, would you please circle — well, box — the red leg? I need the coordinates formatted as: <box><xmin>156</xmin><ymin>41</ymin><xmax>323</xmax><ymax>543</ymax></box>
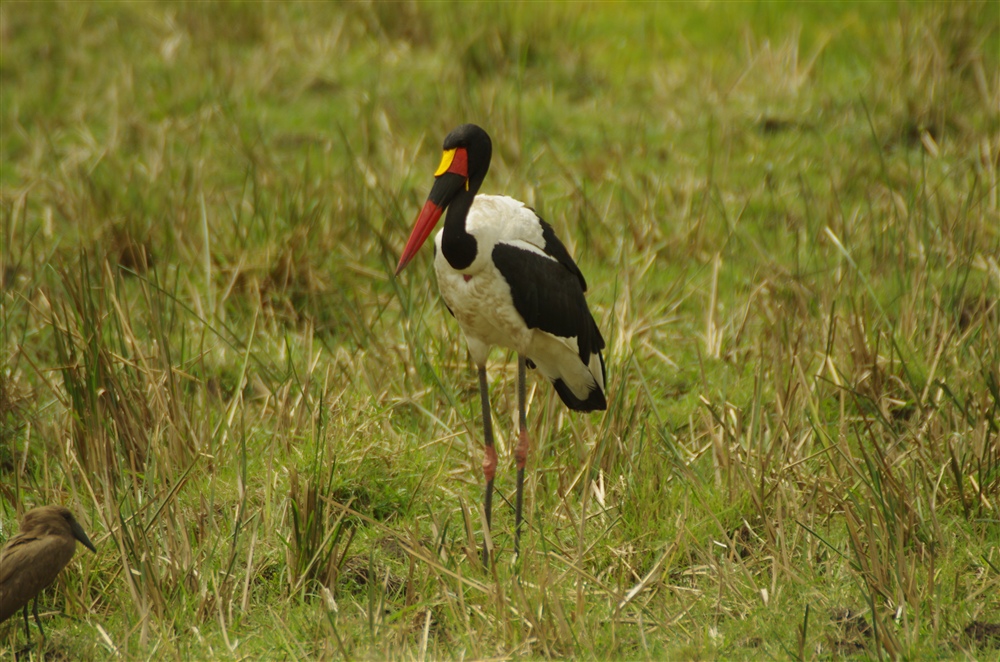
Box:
<box><xmin>482</xmin><ymin>443</ymin><xmax>498</xmax><ymax>482</ymax></box>
<box><xmin>514</xmin><ymin>424</ymin><xmax>529</xmax><ymax>469</ymax></box>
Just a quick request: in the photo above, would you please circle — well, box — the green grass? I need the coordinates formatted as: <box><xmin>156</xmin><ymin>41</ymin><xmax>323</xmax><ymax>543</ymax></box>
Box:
<box><xmin>2</xmin><ymin>0</ymin><xmax>999</xmax><ymax>659</ymax></box>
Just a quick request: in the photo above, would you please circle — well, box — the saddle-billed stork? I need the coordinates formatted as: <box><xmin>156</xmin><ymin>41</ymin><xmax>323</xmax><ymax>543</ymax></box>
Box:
<box><xmin>395</xmin><ymin>123</ymin><xmax>606</xmax><ymax>564</ymax></box>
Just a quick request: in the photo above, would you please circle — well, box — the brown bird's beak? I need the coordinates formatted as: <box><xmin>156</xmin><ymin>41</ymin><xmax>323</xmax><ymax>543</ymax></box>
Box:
<box><xmin>69</xmin><ymin>518</ymin><xmax>97</xmax><ymax>553</ymax></box>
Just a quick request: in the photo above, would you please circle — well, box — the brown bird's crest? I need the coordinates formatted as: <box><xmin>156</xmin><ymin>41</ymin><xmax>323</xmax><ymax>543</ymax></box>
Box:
<box><xmin>0</xmin><ymin>505</ymin><xmax>97</xmax><ymax>639</ymax></box>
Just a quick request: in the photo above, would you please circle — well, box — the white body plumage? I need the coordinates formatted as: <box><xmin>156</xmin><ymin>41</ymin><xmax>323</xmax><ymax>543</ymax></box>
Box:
<box><xmin>433</xmin><ymin>194</ymin><xmax>605</xmax><ymax>404</ymax></box>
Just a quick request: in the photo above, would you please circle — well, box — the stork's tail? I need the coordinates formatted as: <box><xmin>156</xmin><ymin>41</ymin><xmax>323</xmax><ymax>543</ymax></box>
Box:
<box><xmin>538</xmin><ymin>348</ymin><xmax>606</xmax><ymax>412</ymax></box>
<box><xmin>552</xmin><ymin>364</ymin><xmax>606</xmax><ymax>411</ymax></box>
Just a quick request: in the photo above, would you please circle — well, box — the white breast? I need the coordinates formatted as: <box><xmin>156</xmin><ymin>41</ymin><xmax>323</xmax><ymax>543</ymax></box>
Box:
<box><xmin>432</xmin><ymin>195</ymin><xmax>545</xmax><ymax>364</ymax></box>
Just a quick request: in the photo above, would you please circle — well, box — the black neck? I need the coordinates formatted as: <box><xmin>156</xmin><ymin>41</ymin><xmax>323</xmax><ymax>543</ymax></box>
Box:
<box><xmin>441</xmin><ymin>186</ymin><xmax>479</xmax><ymax>271</ymax></box>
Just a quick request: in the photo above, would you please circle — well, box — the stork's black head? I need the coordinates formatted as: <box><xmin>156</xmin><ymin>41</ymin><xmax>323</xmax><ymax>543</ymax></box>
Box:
<box><xmin>441</xmin><ymin>123</ymin><xmax>492</xmax><ymax>191</ymax></box>
<box><xmin>395</xmin><ymin>124</ymin><xmax>494</xmax><ymax>275</ymax></box>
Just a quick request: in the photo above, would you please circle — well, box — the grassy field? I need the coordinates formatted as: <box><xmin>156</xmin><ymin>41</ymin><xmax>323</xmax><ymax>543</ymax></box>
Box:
<box><xmin>2</xmin><ymin>1</ymin><xmax>998</xmax><ymax>659</ymax></box>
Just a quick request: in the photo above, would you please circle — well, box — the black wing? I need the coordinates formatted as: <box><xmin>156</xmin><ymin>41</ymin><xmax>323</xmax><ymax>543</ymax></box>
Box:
<box><xmin>533</xmin><ymin>214</ymin><xmax>588</xmax><ymax>293</ymax></box>
<box><xmin>491</xmin><ymin>242</ymin><xmax>605</xmax><ymax>364</ymax></box>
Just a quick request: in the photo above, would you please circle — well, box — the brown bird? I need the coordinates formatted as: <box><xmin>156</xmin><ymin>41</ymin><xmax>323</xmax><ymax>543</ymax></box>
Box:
<box><xmin>0</xmin><ymin>505</ymin><xmax>97</xmax><ymax>638</ymax></box>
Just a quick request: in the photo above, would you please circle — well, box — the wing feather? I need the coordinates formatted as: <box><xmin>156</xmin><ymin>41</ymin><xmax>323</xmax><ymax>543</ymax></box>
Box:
<box><xmin>491</xmin><ymin>242</ymin><xmax>605</xmax><ymax>370</ymax></box>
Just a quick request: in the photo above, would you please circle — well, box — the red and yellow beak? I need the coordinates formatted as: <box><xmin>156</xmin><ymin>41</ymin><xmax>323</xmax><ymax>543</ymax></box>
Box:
<box><xmin>395</xmin><ymin>148</ymin><xmax>470</xmax><ymax>275</ymax></box>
